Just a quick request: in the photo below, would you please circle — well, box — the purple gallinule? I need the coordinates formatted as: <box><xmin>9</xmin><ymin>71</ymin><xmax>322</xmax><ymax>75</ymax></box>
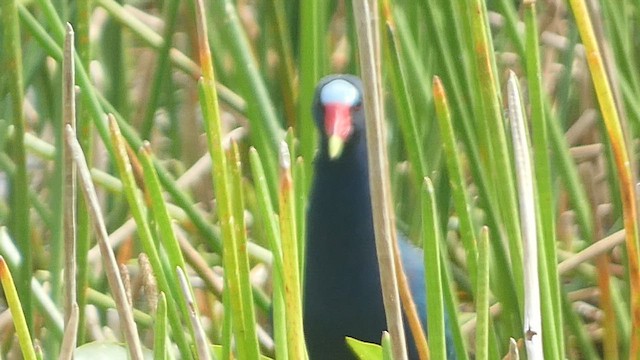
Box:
<box><xmin>303</xmin><ymin>74</ymin><xmax>456</xmax><ymax>359</ymax></box>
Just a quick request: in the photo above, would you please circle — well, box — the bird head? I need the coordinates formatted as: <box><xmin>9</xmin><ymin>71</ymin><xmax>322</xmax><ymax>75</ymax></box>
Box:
<box><xmin>312</xmin><ymin>75</ymin><xmax>365</xmax><ymax>160</ymax></box>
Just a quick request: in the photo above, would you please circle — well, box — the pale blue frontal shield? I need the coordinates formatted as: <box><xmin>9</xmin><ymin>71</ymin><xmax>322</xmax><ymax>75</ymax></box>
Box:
<box><xmin>320</xmin><ymin>79</ymin><xmax>360</xmax><ymax>106</ymax></box>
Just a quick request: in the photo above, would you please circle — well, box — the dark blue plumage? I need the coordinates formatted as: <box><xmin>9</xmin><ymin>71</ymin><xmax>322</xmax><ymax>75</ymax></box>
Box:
<box><xmin>303</xmin><ymin>74</ymin><xmax>455</xmax><ymax>359</ymax></box>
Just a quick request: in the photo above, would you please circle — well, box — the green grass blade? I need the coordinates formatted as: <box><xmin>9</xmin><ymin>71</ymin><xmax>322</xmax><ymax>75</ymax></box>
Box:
<box><xmin>278</xmin><ymin>142</ymin><xmax>307</xmax><ymax>359</ymax></box>
<box><xmin>382</xmin><ymin>20</ymin><xmax>427</xmax><ymax>181</ymax></box>
<box><xmin>524</xmin><ymin>2</ymin><xmax>564</xmax><ymax>357</ymax></box>
<box><xmin>297</xmin><ymin>0</ymin><xmax>322</xmax><ymax>180</ymax></box>
<box><xmin>194</xmin><ymin>0</ymin><xmax>261</xmax><ymax>355</ymax></box>
<box><xmin>249</xmin><ymin>148</ymin><xmax>288</xmax><ymax>359</ymax></box>
<box><xmin>0</xmin><ymin>256</ymin><xmax>37</xmax><ymax>360</ymax></box>
<box><xmin>433</xmin><ymin>76</ymin><xmax>478</xmax><ymax>287</ymax></box>
<box><xmin>422</xmin><ymin>177</ymin><xmax>447</xmax><ymax>359</ymax></box>
<box><xmin>475</xmin><ymin>227</ymin><xmax>490</xmax><ymax>360</ymax></box>
<box><xmin>108</xmin><ymin>117</ymin><xmax>192</xmax><ymax>358</ymax></box>
<box><xmin>228</xmin><ymin>141</ymin><xmax>261</xmax><ymax>359</ymax></box>
<box><xmin>153</xmin><ymin>293</ymin><xmax>168</xmax><ymax>360</ymax></box>
<box><xmin>467</xmin><ymin>0</ymin><xmax>524</xmax><ymax>320</ymax></box>
<box><xmin>138</xmin><ymin>143</ymin><xmax>198</xmax><ymax>347</ymax></box>
<box><xmin>139</xmin><ymin>0</ymin><xmax>181</xmax><ymax>140</ymax></box>
<box><xmin>266</xmin><ymin>0</ymin><xmax>297</xmax><ymax>128</ymax></box>
<box><xmin>71</xmin><ymin>0</ymin><xmax>92</xmax><ymax>338</ymax></box>
<box><xmin>2</xmin><ymin>0</ymin><xmax>32</xmax><ymax>331</ymax></box>
<box><xmin>209</xmin><ymin>0</ymin><xmax>284</xmax><ymax>195</ymax></box>
<box><xmin>569</xmin><ymin>0</ymin><xmax>640</xmax><ymax>351</ymax></box>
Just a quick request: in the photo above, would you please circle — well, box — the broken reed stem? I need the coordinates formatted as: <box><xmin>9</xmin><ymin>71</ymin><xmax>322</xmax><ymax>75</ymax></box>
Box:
<box><xmin>62</xmin><ymin>22</ymin><xmax>78</xmax><ymax>327</ymax></box>
<box><xmin>65</xmin><ymin>125</ymin><xmax>144</xmax><ymax>360</ymax></box>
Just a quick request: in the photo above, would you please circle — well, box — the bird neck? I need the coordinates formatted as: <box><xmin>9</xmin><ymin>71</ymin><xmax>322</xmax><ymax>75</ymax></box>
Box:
<box><xmin>309</xmin><ymin>134</ymin><xmax>374</xmax><ymax>252</ymax></box>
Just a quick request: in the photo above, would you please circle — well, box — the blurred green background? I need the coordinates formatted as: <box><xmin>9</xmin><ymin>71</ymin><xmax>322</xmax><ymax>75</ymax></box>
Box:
<box><xmin>1</xmin><ymin>0</ymin><xmax>639</xmax><ymax>358</ymax></box>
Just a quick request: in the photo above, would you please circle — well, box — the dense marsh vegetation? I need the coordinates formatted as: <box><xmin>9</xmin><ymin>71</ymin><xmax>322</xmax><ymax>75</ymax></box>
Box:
<box><xmin>1</xmin><ymin>0</ymin><xmax>639</xmax><ymax>358</ymax></box>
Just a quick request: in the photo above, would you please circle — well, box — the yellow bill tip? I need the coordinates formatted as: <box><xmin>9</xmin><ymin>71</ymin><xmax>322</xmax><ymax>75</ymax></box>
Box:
<box><xmin>328</xmin><ymin>135</ymin><xmax>345</xmax><ymax>160</ymax></box>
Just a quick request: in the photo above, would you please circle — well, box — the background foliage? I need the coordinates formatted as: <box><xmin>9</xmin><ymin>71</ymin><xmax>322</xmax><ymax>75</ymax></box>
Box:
<box><xmin>0</xmin><ymin>0</ymin><xmax>638</xmax><ymax>358</ymax></box>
